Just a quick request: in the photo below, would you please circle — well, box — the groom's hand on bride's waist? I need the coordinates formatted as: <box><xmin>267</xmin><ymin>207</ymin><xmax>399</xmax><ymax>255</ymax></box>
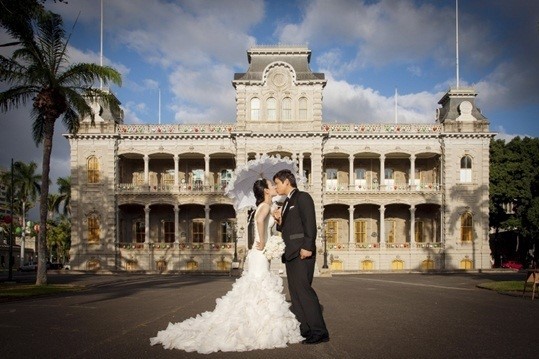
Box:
<box><xmin>299</xmin><ymin>249</ymin><xmax>312</xmax><ymax>259</ymax></box>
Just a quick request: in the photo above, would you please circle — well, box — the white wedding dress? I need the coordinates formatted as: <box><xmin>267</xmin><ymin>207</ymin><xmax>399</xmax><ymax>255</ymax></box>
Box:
<box><xmin>150</xmin><ymin>203</ymin><xmax>302</xmax><ymax>354</ymax></box>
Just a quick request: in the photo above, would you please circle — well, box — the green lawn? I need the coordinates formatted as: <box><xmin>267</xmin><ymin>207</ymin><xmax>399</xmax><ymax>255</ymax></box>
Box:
<box><xmin>477</xmin><ymin>280</ymin><xmax>534</xmax><ymax>292</ymax></box>
<box><xmin>0</xmin><ymin>283</ymin><xmax>84</xmax><ymax>299</ymax></box>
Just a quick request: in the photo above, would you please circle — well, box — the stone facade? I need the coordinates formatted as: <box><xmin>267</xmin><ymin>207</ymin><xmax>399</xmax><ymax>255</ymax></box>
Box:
<box><xmin>66</xmin><ymin>45</ymin><xmax>494</xmax><ymax>273</ymax></box>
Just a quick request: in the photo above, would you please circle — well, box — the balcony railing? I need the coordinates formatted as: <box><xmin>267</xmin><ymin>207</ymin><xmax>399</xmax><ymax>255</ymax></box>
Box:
<box><xmin>117</xmin><ymin>182</ymin><xmax>229</xmax><ymax>194</ymax></box>
<box><xmin>325</xmin><ymin>182</ymin><xmax>441</xmax><ymax>193</ymax></box>
<box><xmin>117</xmin><ymin>242</ymin><xmax>237</xmax><ymax>251</ymax></box>
<box><xmin>322</xmin><ymin>242</ymin><xmax>444</xmax><ymax>250</ymax></box>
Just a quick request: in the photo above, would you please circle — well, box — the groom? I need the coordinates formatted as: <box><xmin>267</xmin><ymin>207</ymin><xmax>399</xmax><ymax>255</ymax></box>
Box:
<box><xmin>272</xmin><ymin>169</ymin><xmax>329</xmax><ymax>345</ymax></box>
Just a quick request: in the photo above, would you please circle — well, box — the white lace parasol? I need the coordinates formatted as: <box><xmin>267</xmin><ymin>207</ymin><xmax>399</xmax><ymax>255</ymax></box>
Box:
<box><xmin>225</xmin><ymin>154</ymin><xmax>301</xmax><ymax>211</ymax></box>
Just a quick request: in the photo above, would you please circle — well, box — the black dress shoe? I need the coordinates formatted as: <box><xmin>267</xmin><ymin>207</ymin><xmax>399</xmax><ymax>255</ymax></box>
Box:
<box><xmin>301</xmin><ymin>334</ymin><xmax>330</xmax><ymax>345</ymax></box>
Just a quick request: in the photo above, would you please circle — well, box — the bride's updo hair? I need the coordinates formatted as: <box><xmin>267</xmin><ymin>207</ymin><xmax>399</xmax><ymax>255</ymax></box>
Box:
<box><xmin>253</xmin><ymin>178</ymin><xmax>268</xmax><ymax>207</ymax></box>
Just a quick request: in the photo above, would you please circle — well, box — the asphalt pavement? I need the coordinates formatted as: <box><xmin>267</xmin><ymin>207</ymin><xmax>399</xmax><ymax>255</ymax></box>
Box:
<box><xmin>0</xmin><ymin>270</ymin><xmax>536</xmax><ymax>359</ymax></box>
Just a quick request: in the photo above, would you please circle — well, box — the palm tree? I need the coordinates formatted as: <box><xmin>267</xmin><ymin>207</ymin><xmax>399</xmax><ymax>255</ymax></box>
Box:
<box><xmin>0</xmin><ymin>5</ymin><xmax>122</xmax><ymax>284</ymax></box>
<box><xmin>47</xmin><ymin>193</ymin><xmax>60</xmax><ymax>220</ymax></box>
<box><xmin>54</xmin><ymin>176</ymin><xmax>70</xmax><ymax>216</ymax></box>
<box><xmin>13</xmin><ymin>161</ymin><xmax>41</xmax><ymax>224</ymax></box>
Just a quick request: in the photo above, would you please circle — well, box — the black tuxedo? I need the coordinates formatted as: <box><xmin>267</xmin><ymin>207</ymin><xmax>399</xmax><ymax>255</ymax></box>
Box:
<box><xmin>277</xmin><ymin>189</ymin><xmax>329</xmax><ymax>340</ymax></box>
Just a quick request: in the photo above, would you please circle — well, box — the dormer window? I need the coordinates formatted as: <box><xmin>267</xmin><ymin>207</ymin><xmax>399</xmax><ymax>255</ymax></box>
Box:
<box><xmin>250</xmin><ymin>98</ymin><xmax>260</xmax><ymax>121</ymax></box>
<box><xmin>282</xmin><ymin>97</ymin><xmax>291</xmax><ymax>120</ymax></box>
<box><xmin>299</xmin><ymin>97</ymin><xmax>307</xmax><ymax>120</ymax></box>
<box><xmin>267</xmin><ymin>97</ymin><xmax>276</xmax><ymax>120</ymax></box>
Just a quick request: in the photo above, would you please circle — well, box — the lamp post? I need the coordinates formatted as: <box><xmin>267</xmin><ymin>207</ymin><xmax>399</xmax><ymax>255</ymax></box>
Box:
<box><xmin>318</xmin><ymin>224</ymin><xmax>328</xmax><ymax>269</ymax></box>
<box><xmin>232</xmin><ymin>225</ymin><xmax>238</xmax><ymax>263</ymax></box>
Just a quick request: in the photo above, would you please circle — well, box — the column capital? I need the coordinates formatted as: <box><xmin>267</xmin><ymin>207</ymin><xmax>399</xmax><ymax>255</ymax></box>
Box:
<box><xmin>348</xmin><ymin>205</ymin><xmax>354</xmax><ymax>212</ymax></box>
<box><xmin>143</xmin><ymin>154</ymin><xmax>149</xmax><ymax>160</ymax></box>
<box><xmin>173</xmin><ymin>154</ymin><xmax>179</xmax><ymax>160</ymax></box>
<box><xmin>379</xmin><ymin>204</ymin><xmax>385</xmax><ymax>212</ymax></box>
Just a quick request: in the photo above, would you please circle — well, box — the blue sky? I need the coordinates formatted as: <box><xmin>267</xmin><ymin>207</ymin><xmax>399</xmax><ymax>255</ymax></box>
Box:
<box><xmin>1</xmin><ymin>0</ymin><xmax>538</xmax><ymax>208</ymax></box>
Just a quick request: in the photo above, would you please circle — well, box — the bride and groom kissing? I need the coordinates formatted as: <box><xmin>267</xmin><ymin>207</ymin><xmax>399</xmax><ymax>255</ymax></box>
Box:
<box><xmin>150</xmin><ymin>169</ymin><xmax>329</xmax><ymax>354</ymax></box>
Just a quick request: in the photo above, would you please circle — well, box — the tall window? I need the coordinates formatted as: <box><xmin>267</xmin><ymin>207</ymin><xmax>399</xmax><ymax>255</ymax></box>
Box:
<box><xmin>385</xmin><ymin>220</ymin><xmax>396</xmax><ymax>243</ymax></box>
<box><xmin>250</xmin><ymin>98</ymin><xmax>260</xmax><ymax>121</ymax></box>
<box><xmin>325</xmin><ymin>220</ymin><xmax>338</xmax><ymax>243</ymax></box>
<box><xmin>460</xmin><ymin>155</ymin><xmax>472</xmax><ymax>183</ymax></box>
<box><xmin>220</xmin><ymin>220</ymin><xmax>234</xmax><ymax>243</ymax></box>
<box><xmin>192</xmin><ymin>169</ymin><xmax>204</xmax><ymax>190</ymax></box>
<box><xmin>220</xmin><ymin>169</ymin><xmax>233</xmax><ymax>189</ymax></box>
<box><xmin>163</xmin><ymin>221</ymin><xmax>174</xmax><ymax>243</ymax></box>
<box><xmin>192</xmin><ymin>221</ymin><xmax>204</xmax><ymax>243</ymax></box>
<box><xmin>134</xmin><ymin>221</ymin><xmax>145</xmax><ymax>243</ymax></box>
<box><xmin>355</xmin><ymin>220</ymin><xmax>366</xmax><ymax>243</ymax></box>
<box><xmin>87</xmin><ymin>156</ymin><xmax>100</xmax><ymax>183</ymax></box>
<box><xmin>415</xmin><ymin>221</ymin><xmax>424</xmax><ymax>242</ymax></box>
<box><xmin>325</xmin><ymin>168</ymin><xmax>338</xmax><ymax>190</ymax></box>
<box><xmin>87</xmin><ymin>215</ymin><xmax>100</xmax><ymax>243</ymax></box>
<box><xmin>460</xmin><ymin>212</ymin><xmax>473</xmax><ymax>242</ymax></box>
<box><xmin>355</xmin><ymin>168</ymin><xmax>366</xmax><ymax>180</ymax></box>
<box><xmin>282</xmin><ymin>97</ymin><xmax>292</xmax><ymax>120</ymax></box>
<box><xmin>299</xmin><ymin>97</ymin><xmax>307</xmax><ymax>120</ymax></box>
<box><xmin>267</xmin><ymin>97</ymin><xmax>276</xmax><ymax>120</ymax></box>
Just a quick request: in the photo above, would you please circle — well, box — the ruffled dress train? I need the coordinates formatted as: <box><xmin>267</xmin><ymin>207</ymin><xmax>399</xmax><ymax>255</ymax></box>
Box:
<box><xmin>150</xmin><ymin>205</ymin><xmax>302</xmax><ymax>354</ymax></box>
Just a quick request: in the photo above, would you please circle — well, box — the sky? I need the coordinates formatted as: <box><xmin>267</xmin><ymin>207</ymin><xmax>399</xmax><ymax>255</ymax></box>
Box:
<box><xmin>1</xmin><ymin>0</ymin><xmax>538</xmax><ymax>217</ymax></box>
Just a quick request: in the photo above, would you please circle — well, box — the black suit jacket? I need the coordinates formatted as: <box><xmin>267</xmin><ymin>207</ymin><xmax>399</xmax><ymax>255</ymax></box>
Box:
<box><xmin>277</xmin><ymin>189</ymin><xmax>317</xmax><ymax>262</ymax></box>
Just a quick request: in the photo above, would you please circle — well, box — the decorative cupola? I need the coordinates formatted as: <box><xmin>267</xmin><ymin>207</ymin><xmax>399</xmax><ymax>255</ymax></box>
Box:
<box><xmin>79</xmin><ymin>90</ymin><xmax>124</xmax><ymax>133</ymax></box>
<box><xmin>436</xmin><ymin>87</ymin><xmax>489</xmax><ymax>133</ymax></box>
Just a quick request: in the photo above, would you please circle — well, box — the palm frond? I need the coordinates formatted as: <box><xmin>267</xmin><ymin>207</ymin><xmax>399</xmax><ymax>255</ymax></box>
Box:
<box><xmin>0</xmin><ymin>85</ymin><xmax>38</xmax><ymax>112</ymax></box>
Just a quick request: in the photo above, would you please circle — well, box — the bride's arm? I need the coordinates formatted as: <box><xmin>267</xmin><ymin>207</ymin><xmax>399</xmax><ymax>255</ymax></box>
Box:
<box><xmin>255</xmin><ymin>204</ymin><xmax>270</xmax><ymax>249</ymax></box>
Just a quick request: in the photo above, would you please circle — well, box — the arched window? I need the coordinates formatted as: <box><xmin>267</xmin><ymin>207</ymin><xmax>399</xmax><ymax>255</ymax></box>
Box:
<box><xmin>250</xmin><ymin>98</ymin><xmax>260</xmax><ymax>121</ymax></box>
<box><xmin>87</xmin><ymin>215</ymin><xmax>100</xmax><ymax>243</ymax></box>
<box><xmin>299</xmin><ymin>97</ymin><xmax>307</xmax><ymax>120</ymax></box>
<box><xmin>460</xmin><ymin>155</ymin><xmax>472</xmax><ymax>183</ymax></box>
<box><xmin>267</xmin><ymin>97</ymin><xmax>276</xmax><ymax>120</ymax></box>
<box><xmin>460</xmin><ymin>212</ymin><xmax>473</xmax><ymax>242</ymax></box>
<box><xmin>361</xmin><ymin>260</ymin><xmax>374</xmax><ymax>270</ymax></box>
<box><xmin>87</xmin><ymin>156</ymin><xmax>100</xmax><ymax>183</ymax></box>
<box><xmin>282</xmin><ymin>97</ymin><xmax>292</xmax><ymax>120</ymax></box>
<box><xmin>460</xmin><ymin>259</ymin><xmax>473</xmax><ymax>269</ymax></box>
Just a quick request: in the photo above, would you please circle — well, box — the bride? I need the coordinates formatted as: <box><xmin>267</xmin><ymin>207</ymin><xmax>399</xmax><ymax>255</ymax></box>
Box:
<box><xmin>150</xmin><ymin>178</ymin><xmax>303</xmax><ymax>354</ymax></box>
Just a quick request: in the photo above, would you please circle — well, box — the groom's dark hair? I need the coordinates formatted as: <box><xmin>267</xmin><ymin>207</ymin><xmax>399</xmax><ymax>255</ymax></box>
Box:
<box><xmin>273</xmin><ymin>169</ymin><xmax>297</xmax><ymax>188</ymax></box>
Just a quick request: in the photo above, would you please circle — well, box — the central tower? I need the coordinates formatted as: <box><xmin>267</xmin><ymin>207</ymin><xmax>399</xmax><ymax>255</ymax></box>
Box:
<box><xmin>232</xmin><ymin>45</ymin><xmax>326</xmax><ymax>131</ymax></box>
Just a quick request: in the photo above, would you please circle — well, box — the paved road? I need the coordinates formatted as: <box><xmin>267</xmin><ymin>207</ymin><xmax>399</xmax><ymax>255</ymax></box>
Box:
<box><xmin>1</xmin><ymin>271</ymin><xmax>536</xmax><ymax>359</ymax></box>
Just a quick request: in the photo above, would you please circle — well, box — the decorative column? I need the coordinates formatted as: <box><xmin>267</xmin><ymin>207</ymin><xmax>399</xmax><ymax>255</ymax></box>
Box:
<box><xmin>348</xmin><ymin>205</ymin><xmax>354</xmax><ymax>244</ymax></box>
<box><xmin>379</xmin><ymin>204</ymin><xmax>385</xmax><ymax>245</ymax></box>
<box><xmin>204</xmin><ymin>205</ymin><xmax>210</xmax><ymax>243</ymax></box>
<box><xmin>144</xmin><ymin>204</ymin><xmax>150</xmax><ymax>243</ymax></box>
<box><xmin>409</xmin><ymin>205</ymin><xmax>416</xmax><ymax>245</ymax></box>
<box><xmin>349</xmin><ymin>154</ymin><xmax>354</xmax><ymax>190</ymax></box>
<box><xmin>410</xmin><ymin>154</ymin><xmax>416</xmax><ymax>190</ymax></box>
<box><xmin>379</xmin><ymin>154</ymin><xmax>385</xmax><ymax>191</ymax></box>
<box><xmin>143</xmin><ymin>154</ymin><xmax>149</xmax><ymax>186</ymax></box>
<box><xmin>204</xmin><ymin>154</ymin><xmax>210</xmax><ymax>189</ymax></box>
<box><xmin>174</xmin><ymin>205</ymin><xmax>180</xmax><ymax>243</ymax></box>
<box><xmin>173</xmin><ymin>154</ymin><xmax>179</xmax><ymax>189</ymax></box>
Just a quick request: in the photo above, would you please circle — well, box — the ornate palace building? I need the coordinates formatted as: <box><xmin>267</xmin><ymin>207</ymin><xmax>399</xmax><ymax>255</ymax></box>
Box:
<box><xmin>66</xmin><ymin>45</ymin><xmax>493</xmax><ymax>273</ymax></box>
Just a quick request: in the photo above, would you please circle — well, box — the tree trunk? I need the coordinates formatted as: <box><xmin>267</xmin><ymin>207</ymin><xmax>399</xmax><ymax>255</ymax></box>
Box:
<box><xmin>36</xmin><ymin>119</ymin><xmax>55</xmax><ymax>285</ymax></box>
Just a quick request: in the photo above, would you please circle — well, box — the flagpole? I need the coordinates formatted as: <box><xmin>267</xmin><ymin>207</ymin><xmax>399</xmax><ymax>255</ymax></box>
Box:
<box><xmin>99</xmin><ymin>0</ymin><xmax>104</xmax><ymax>89</ymax></box>
<box><xmin>456</xmin><ymin>0</ymin><xmax>459</xmax><ymax>89</ymax></box>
